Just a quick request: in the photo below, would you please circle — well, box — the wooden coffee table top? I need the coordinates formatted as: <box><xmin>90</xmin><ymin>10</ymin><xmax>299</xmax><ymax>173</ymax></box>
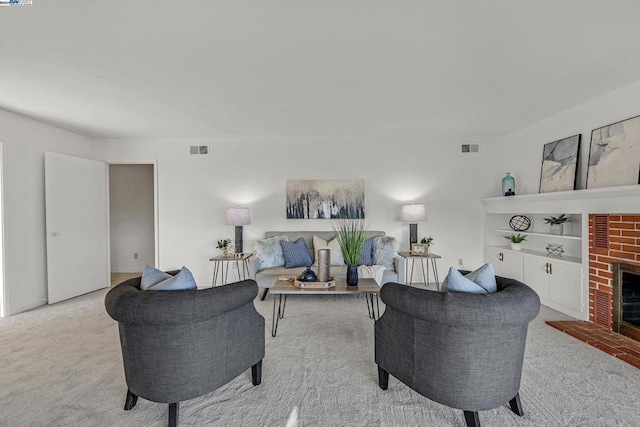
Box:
<box><xmin>271</xmin><ymin>277</ymin><xmax>379</xmax><ymax>295</ymax></box>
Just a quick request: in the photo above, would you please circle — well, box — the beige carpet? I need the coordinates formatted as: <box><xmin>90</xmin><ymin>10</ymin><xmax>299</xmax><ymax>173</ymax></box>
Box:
<box><xmin>1</xmin><ymin>286</ymin><xmax>640</xmax><ymax>426</ymax></box>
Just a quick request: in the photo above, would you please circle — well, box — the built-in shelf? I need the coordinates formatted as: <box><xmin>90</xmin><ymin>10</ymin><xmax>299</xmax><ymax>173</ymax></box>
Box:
<box><xmin>490</xmin><ymin>229</ymin><xmax>582</xmax><ymax>240</ymax></box>
<box><xmin>487</xmin><ymin>245</ymin><xmax>582</xmax><ymax>266</ymax></box>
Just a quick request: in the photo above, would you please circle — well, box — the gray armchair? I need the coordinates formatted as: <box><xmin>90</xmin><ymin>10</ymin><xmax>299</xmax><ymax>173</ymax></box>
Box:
<box><xmin>375</xmin><ymin>275</ymin><xmax>540</xmax><ymax>427</ymax></box>
<box><xmin>105</xmin><ymin>276</ymin><xmax>265</xmax><ymax>427</ymax></box>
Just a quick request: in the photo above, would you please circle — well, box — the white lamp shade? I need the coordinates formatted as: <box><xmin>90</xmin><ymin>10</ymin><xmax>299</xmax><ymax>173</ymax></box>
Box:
<box><xmin>225</xmin><ymin>207</ymin><xmax>251</xmax><ymax>226</ymax></box>
<box><xmin>400</xmin><ymin>204</ymin><xmax>426</xmax><ymax>222</ymax></box>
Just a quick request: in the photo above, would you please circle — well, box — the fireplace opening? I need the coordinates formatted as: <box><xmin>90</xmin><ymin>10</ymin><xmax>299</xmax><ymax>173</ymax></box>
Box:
<box><xmin>613</xmin><ymin>263</ymin><xmax>640</xmax><ymax>342</ymax></box>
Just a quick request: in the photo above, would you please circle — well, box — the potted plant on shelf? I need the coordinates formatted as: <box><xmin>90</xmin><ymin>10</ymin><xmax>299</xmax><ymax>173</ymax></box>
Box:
<box><xmin>505</xmin><ymin>234</ymin><xmax>527</xmax><ymax>251</ymax></box>
<box><xmin>216</xmin><ymin>238</ymin><xmax>234</xmax><ymax>256</ymax></box>
<box><xmin>333</xmin><ymin>218</ymin><xmax>368</xmax><ymax>286</ymax></box>
<box><xmin>544</xmin><ymin>214</ymin><xmax>568</xmax><ymax>235</ymax></box>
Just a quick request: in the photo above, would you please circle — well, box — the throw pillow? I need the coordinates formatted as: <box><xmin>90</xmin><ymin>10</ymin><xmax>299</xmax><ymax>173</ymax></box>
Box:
<box><xmin>141</xmin><ymin>264</ymin><xmax>171</xmax><ymax>290</ymax></box>
<box><xmin>281</xmin><ymin>238</ymin><xmax>314</xmax><ymax>268</ymax></box>
<box><xmin>313</xmin><ymin>235</ymin><xmax>345</xmax><ymax>266</ymax></box>
<box><xmin>443</xmin><ymin>263</ymin><xmax>497</xmax><ymax>294</ymax></box>
<box><xmin>464</xmin><ymin>263</ymin><xmax>498</xmax><ymax>293</ymax></box>
<box><xmin>357</xmin><ymin>237</ymin><xmax>374</xmax><ymax>266</ymax></box>
<box><xmin>254</xmin><ymin>235</ymin><xmax>289</xmax><ymax>269</ymax></box>
<box><xmin>141</xmin><ymin>265</ymin><xmax>197</xmax><ymax>291</ymax></box>
<box><xmin>372</xmin><ymin>236</ymin><xmax>397</xmax><ymax>270</ymax></box>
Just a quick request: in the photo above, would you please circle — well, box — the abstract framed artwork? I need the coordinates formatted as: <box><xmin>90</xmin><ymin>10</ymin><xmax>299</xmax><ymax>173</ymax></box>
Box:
<box><xmin>587</xmin><ymin>115</ymin><xmax>640</xmax><ymax>189</ymax></box>
<box><xmin>539</xmin><ymin>134</ymin><xmax>581</xmax><ymax>193</ymax></box>
<box><xmin>286</xmin><ymin>179</ymin><xmax>364</xmax><ymax>219</ymax></box>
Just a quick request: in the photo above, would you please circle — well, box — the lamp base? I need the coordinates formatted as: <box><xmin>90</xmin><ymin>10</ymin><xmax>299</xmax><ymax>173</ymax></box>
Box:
<box><xmin>235</xmin><ymin>226</ymin><xmax>244</xmax><ymax>253</ymax></box>
<box><xmin>409</xmin><ymin>223</ymin><xmax>418</xmax><ymax>249</ymax></box>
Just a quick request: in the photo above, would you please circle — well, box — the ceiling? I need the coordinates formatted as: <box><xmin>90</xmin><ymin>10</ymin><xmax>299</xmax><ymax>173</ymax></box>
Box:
<box><xmin>1</xmin><ymin>1</ymin><xmax>640</xmax><ymax>140</ymax></box>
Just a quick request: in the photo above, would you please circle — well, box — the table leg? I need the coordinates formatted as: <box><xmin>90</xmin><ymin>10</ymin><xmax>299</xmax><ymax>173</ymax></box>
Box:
<box><xmin>271</xmin><ymin>295</ymin><xmax>287</xmax><ymax>337</ymax></box>
<box><xmin>242</xmin><ymin>259</ymin><xmax>250</xmax><ymax>280</ymax></box>
<box><xmin>431</xmin><ymin>258</ymin><xmax>440</xmax><ymax>291</ymax></box>
<box><xmin>212</xmin><ymin>262</ymin><xmax>220</xmax><ymax>287</ymax></box>
<box><xmin>366</xmin><ymin>294</ymin><xmax>373</xmax><ymax>319</ymax></box>
<box><xmin>420</xmin><ymin>258</ymin><xmax>427</xmax><ymax>288</ymax></box>
<box><xmin>409</xmin><ymin>259</ymin><xmax>415</xmax><ymax>286</ymax></box>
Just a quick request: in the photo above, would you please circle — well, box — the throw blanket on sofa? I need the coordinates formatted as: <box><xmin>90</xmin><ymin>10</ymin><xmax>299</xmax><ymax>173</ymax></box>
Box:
<box><xmin>358</xmin><ymin>265</ymin><xmax>385</xmax><ymax>284</ymax></box>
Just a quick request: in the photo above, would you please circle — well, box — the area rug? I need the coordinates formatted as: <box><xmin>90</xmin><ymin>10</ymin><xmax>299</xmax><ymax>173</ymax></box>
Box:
<box><xmin>1</xmin><ymin>288</ymin><xmax>640</xmax><ymax>426</ymax></box>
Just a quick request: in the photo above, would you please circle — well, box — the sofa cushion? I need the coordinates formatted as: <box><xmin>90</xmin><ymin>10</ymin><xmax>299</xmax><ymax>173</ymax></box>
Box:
<box><xmin>281</xmin><ymin>238</ymin><xmax>314</xmax><ymax>268</ymax></box>
<box><xmin>255</xmin><ymin>235</ymin><xmax>289</xmax><ymax>269</ymax></box>
<box><xmin>358</xmin><ymin>237</ymin><xmax>374</xmax><ymax>266</ymax></box>
<box><xmin>443</xmin><ymin>264</ymin><xmax>497</xmax><ymax>294</ymax></box>
<box><xmin>373</xmin><ymin>236</ymin><xmax>397</xmax><ymax>270</ymax></box>
<box><xmin>313</xmin><ymin>235</ymin><xmax>345</xmax><ymax>266</ymax></box>
<box><xmin>141</xmin><ymin>265</ymin><xmax>197</xmax><ymax>291</ymax></box>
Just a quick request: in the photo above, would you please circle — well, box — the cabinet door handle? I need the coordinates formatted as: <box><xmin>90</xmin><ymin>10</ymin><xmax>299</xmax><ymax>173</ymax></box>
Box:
<box><xmin>544</xmin><ymin>263</ymin><xmax>549</xmax><ymax>274</ymax></box>
<box><xmin>549</xmin><ymin>263</ymin><xmax>552</xmax><ymax>275</ymax></box>
<box><xmin>499</xmin><ymin>252</ymin><xmax>504</xmax><ymax>261</ymax></box>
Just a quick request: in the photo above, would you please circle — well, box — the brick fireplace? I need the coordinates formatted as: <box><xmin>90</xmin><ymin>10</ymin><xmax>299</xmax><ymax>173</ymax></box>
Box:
<box><xmin>589</xmin><ymin>214</ymin><xmax>640</xmax><ymax>336</ymax></box>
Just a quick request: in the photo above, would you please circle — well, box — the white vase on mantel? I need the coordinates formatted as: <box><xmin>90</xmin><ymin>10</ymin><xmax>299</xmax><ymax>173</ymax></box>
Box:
<box><xmin>511</xmin><ymin>242</ymin><xmax>522</xmax><ymax>251</ymax></box>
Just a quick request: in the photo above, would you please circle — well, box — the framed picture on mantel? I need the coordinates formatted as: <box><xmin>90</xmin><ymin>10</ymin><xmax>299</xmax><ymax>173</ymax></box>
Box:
<box><xmin>539</xmin><ymin>134</ymin><xmax>581</xmax><ymax>193</ymax></box>
<box><xmin>587</xmin><ymin>115</ymin><xmax>640</xmax><ymax>189</ymax></box>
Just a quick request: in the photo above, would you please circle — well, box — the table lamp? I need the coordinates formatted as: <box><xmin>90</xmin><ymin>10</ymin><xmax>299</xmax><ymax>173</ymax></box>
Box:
<box><xmin>225</xmin><ymin>207</ymin><xmax>251</xmax><ymax>253</ymax></box>
<box><xmin>400</xmin><ymin>204</ymin><xmax>426</xmax><ymax>248</ymax></box>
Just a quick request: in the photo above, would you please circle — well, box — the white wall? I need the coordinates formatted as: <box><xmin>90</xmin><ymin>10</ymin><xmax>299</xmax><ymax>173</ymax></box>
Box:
<box><xmin>502</xmin><ymin>79</ymin><xmax>640</xmax><ymax>195</ymax></box>
<box><xmin>109</xmin><ymin>164</ymin><xmax>154</xmax><ymax>273</ymax></box>
<box><xmin>97</xmin><ymin>137</ymin><xmax>502</xmax><ymax>286</ymax></box>
<box><xmin>0</xmin><ymin>109</ymin><xmax>96</xmax><ymax>315</ymax></box>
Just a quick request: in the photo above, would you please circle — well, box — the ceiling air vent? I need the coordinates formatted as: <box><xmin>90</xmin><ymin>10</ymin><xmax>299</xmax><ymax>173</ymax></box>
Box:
<box><xmin>189</xmin><ymin>145</ymin><xmax>209</xmax><ymax>155</ymax></box>
<box><xmin>593</xmin><ymin>214</ymin><xmax>609</xmax><ymax>251</ymax></box>
<box><xmin>461</xmin><ymin>144</ymin><xmax>479</xmax><ymax>153</ymax></box>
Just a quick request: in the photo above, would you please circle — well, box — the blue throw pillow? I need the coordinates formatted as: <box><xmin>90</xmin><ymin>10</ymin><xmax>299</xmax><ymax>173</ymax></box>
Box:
<box><xmin>357</xmin><ymin>237</ymin><xmax>374</xmax><ymax>266</ymax></box>
<box><xmin>444</xmin><ymin>268</ymin><xmax>488</xmax><ymax>294</ymax></box>
<box><xmin>141</xmin><ymin>264</ymin><xmax>171</xmax><ymax>290</ymax></box>
<box><xmin>281</xmin><ymin>238</ymin><xmax>313</xmax><ymax>268</ymax></box>
<box><xmin>443</xmin><ymin>263</ymin><xmax>497</xmax><ymax>294</ymax></box>
<box><xmin>464</xmin><ymin>263</ymin><xmax>497</xmax><ymax>293</ymax></box>
<box><xmin>141</xmin><ymin>265</ymin><xmax>197</xmax><ymax>291</ymax></box>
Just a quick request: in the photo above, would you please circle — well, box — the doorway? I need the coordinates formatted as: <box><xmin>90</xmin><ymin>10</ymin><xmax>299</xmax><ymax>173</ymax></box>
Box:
<box><xmin>109</xmin><ymin>163</ymin><xmax>156</xmax><ymax>286</ymax></box>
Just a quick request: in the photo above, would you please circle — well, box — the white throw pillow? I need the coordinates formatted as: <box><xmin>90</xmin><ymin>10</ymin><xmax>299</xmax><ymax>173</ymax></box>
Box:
<box><xmin>254</xmin><ymin>235</ymin><xmax>289</xmax><ymax>269</ymax></box>
<box><xmin>313</xmin><ymin>235</ymin><xmax>345</xmax><ymax>266</ymax></box>
<box><xmin>373</xmin><ymin>236</ymin><xmax>397</xmax><ymax>270</ymax></box>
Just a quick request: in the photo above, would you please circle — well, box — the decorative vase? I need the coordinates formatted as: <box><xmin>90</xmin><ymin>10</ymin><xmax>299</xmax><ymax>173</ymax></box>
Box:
<box><xmin>502</xmin><ymin>172</ymin><xmax>516</xmax><ymax>196</ymax></box>
<box><xmin>346</xmin><ymin>264</ymin><xmax>358</xmax><ymax>286</ymax></box>
<box><xmin>298</xmin><ymin>266</ymin><xmax>317</xmax><ymax>282</ymax></box>
<box><xmin>511</xmin><ymin>242</ymin><xmax>522</xmax><ymax>251</ymax></box>
<box><xmin>550</xmin><ymin>224</ymin><xmax>564</xmax><ymax>235</ymax></box>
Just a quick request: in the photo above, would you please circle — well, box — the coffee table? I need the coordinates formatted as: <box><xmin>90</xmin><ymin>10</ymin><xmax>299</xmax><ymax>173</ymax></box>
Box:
<box><xmin>270</xmin><ymin>277</ymin><xmax>381</xmax><ymax>337</ymax></box>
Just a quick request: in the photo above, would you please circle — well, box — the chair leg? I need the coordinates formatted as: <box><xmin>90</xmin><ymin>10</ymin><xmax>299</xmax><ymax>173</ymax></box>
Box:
<box><xmin>252</xmin><ymin>360</ymin><xmax>262</xmax><ymax>386</ymax></box>
<box><xmin>168</xmin><ymin>402</ymin><xmax>179</xmax><ymax>427</ymax></box>
<box><xmin>123</xmin><ymin>389</ymin><xmax>138</xmax><ymax>410</ymax></box>
<box><xmin>509</xmin><ymin>393</ymin><xmax>524</xmax><ymax>416</ymax></box>
<box><xmin>260</xmin><ymin>288</ymin><xmax>269</xmax><ymax>300</ymax></box>
<box><xmin>378</xmin><ymin>366</ymin><xmax>389</xmax><ymax>390</ymax></box>
<box><xmin>463</xmin><ymin>411</ymin><xmax>480</xmax><ymax>427</ymax></box>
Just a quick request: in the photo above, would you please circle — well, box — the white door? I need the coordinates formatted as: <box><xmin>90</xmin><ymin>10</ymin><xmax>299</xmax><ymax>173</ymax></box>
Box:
<box><xmin>549</xmin><ymin>262</ymin><xmax>583</xmax><ymax>313</ymax></box>
<box><xmin>45</xmin><ymin>152</ymin><xmax>108</xmax><ymax>304</ymax></box>
<box><xmin>523</xmin><ymin>256</ymin><xmax>550</xmax><ymax>299</ymax></box>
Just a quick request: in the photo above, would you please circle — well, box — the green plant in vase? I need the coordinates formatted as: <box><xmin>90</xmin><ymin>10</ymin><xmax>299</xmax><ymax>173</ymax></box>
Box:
<box><xmin>216</xmin><ymin>238</ymin><xmax>234</xmax><ymax>256</ymax></box>
<box><xmin>333</xmin><ymin>218</ymin><xmax>368</xmax><ymax>286</ymax></box>
<box><xmin>505</xmin><ymin>234</ymin><xmax>527</xmax><ymax>251</ymax></box>
<box><xmin>544</xmin><ymin>214</ymin><xmax>568</xmax><ymax>235</ymax></box>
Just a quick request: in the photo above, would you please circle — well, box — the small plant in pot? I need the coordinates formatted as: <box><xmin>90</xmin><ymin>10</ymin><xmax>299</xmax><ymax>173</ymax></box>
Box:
<box><xmin>544</xmin><ymin>214</ymin><xmax>568</xmax><ymax>235</ymax></box>
<box><xmin>216</xmin><ymin>238</ymin><xmax>234</xmax><ymax>256</ymax></box>
<box><xmin>505</xmin><ymin>234</ymin><xmax>527</xmax><ymax>251</ymax></box>
<box><xmin>333</xmin><ymin>218</ymin><xmax>368</xmax><ymax>286</ymax></box>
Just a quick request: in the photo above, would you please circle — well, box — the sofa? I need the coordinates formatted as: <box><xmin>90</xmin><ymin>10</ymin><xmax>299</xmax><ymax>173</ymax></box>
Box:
<box><xmin>375</xmin><ymin>274</ymin><xmax>540</xmax><ymax>427</ymax></box>
<box><xmin>252</xmin><ymin>231</ymin><xmax>405</xmax><ymax>300</ymax></box>
<box><xmin>105</xmin><ymin>276</ymin><xmax>265</xmax><ymax>426</ymax></box>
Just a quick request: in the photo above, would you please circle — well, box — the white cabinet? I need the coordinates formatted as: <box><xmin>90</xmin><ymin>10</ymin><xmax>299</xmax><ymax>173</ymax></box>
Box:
<box><xmin>523</xmin><ymin>256</ymin><xmax>583</xmax><ymax>315</ymax></box>
<box><xmin>486</xmin><ymin>246</ymin><xmax>522</xmax><ymax>281</ymax></box>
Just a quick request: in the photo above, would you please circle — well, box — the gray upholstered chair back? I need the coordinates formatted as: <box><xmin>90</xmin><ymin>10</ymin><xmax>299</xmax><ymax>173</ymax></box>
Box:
<box><xmin>375</xmin><ymin>275</ymin><xmax>540</xmax><ymax>424</ymax></box>
<box><xmin>105</xmin><ymin>277</ymin><xmax>265</xmax><ymax>405</ymax></box>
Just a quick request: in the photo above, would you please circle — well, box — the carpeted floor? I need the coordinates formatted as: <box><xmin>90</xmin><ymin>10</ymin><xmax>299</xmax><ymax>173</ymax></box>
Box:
<box><xmin>1</xmin><ymin>285</ymin><xmax>640</xmax><ymax>426</ymax></box>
